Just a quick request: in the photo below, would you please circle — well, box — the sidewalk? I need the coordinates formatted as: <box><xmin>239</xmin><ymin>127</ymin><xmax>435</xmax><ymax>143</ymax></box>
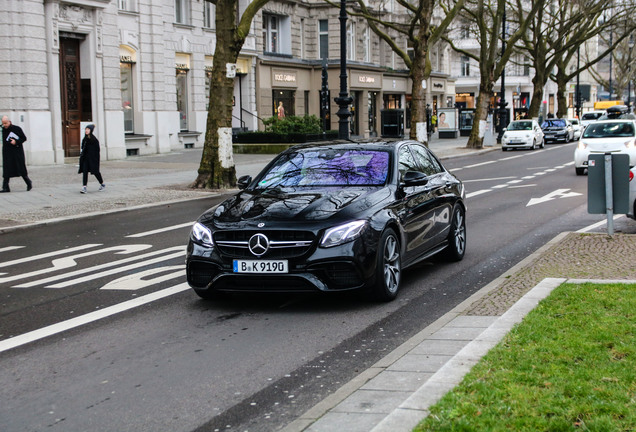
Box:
<box><xmin>3</xmin><ymin>131</ymin><xmax>634</xmax><ymax>431</ymax></box>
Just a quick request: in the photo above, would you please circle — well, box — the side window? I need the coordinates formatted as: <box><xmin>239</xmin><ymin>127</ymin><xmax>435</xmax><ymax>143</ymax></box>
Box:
<box><xmin>410</xmin><ymin>144</ymin><xmax>443</xmax><ymax>176</ymax></box>
<box><xmin>398</xmin><ymin>146</ymin><xmax>420</xmax><ymax>178</ymax></box>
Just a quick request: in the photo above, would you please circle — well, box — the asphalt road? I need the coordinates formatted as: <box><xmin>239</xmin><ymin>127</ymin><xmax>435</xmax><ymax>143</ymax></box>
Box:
<box><xmin>0</xmin><ymin>141</ymin><xmax>628</xmax><ymax>432</ymax></box>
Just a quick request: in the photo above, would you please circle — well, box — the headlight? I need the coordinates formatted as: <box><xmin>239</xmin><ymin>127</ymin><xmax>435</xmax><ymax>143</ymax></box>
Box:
<box><xmin>320</xmin><ymin>220</ymin><xmax>367</xmax><ymax>248</ymax></box>
<box><xmin>191</xmin><ymin>222</ymin><xmax>213</xmax><ymax>247</ymax></box>
<box><xmin>625</xmin><ymin>139</ymin><xmax>635</xmax><ymax>149</ymax></box>
<box><xmin>578</xmin><ymin>141</ymin><xmax>587</xmax><ymax>150</ymax></box>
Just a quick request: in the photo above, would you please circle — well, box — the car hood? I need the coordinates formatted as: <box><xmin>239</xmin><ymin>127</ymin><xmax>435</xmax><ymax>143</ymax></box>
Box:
<box><xmin>543</xmin><ymin>126</ymin><xmax>567</xmax><ymax>131</ymax></box>
<box><xmin>201</xmin><ymin>187</ymin><xmax>391</xmax><ymax>227</ymax></box>
<box><xmin>581</xmin><ymin>137</ymin><xmax>634</xmax><ymax>151</ymax></box>
<box><xmin>504</xmin><ymin>130</ymin><xmax>533</xmax><ymax>137</ymax></box>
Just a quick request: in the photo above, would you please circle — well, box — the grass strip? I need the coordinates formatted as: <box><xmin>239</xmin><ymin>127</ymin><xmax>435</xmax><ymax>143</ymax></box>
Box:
<box><xmin>415</xmin><ymin>282</ymin><xmax>636</xmax><ymax>431</ymax></box>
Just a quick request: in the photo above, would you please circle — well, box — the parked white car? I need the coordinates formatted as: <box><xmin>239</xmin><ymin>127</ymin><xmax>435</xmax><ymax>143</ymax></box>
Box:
<box><xmin>574</xmin><ymin>120</ymin><xmax>636</xmax><ymax>175</ymax></box>
<box><xmin>580</xmin><ymin>111</ymin><xmax>605</xmax><ymax>129</ymax></box>
<box><xmin>568</xmin><ymin>118</ymin><xmax>583</xmax><ymax>140</ymax></box>
<box><xmin>502</xmin><ymin>120</ymin><xmax>545</xmax><ymax>151</ymax></box>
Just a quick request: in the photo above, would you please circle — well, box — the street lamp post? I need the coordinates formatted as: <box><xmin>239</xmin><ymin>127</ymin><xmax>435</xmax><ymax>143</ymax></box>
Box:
<box><xmin>497</xmin><ymin>11</ymin><xmax>508</xmax><ymax>144</ymax></box>
<box><xmin>334</xmin><ymin>0</ymin><xmax>352</xmax><ymax>140</ymax></box>
<box><xmin>576</xmin><ymin>47</ymin><xmax>581</xmax><ymax>119</ymax></box>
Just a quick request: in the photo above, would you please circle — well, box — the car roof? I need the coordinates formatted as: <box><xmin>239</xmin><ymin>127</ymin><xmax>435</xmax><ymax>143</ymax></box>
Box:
<box><xmin>285</xmin><ymin>139</ymin><xmax>417</xmax><ymax>153</ymax></box>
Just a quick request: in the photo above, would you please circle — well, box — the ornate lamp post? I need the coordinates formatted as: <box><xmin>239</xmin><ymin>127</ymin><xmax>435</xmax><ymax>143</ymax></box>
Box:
<box><xmin>334</xmin><ymin>0</ymin><xmax>352</xmax><ymax>140</ymax></box>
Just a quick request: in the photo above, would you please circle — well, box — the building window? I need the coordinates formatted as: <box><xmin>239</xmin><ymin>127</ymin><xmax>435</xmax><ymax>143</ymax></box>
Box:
<box><xmin>346</xmin><ymin>22</ymin><xmax>355</xmax><ymax>61</ymax></box>
<box><xmin>175</xmin><ymin>0</ymin><xmax>190</xmax><ymax>25</ymax></box>
<box><xmin>120</xmin><ymin>62</ymin><xmax>134</xmax><ymax>133</ymax></box>
<box><xmin>461</xmin><ymin>55</ymin><xmax>470</xmax><ymax>77</ymax></box>
<box><xmin>263</xmin><ymin>14</ymin><xmax>279</xmax><ymax>53</ymax></box>
<box><xmin>304</xmin><ymin>90</ymin><xmax>310</xmax><ymax>116</ymax></box>
<box><xmin>319</xmin><ymin>19</ymin><xmax>329</xmax><ymax>60</ymax></box>
<box><xmin>204</xmin><ymin>0</ymin><xmax>215</xmax><ymax>29</ymax></box>
<box><xmin>118</xmin><ymin>0</ymin><xmax>136</xmax><ymax>12</ymax></box>
<box><xmin>300</xmin><ymin>18</ymin><xmax>305</xmax><ymax>59</ymax></box>
<box><xmin>363</xmin><ymin>27</ymin><xmax>370</xmax><ymax>62</ymax></box>
<box><xmin>176</xmin><ymin>68</ymin><xmax>189</xmax><ymax>130</ymax></box>
<box><xmin>461</xmin><ymin>24</ymin><xmax>470</xmax><ymax>39</ymax></box>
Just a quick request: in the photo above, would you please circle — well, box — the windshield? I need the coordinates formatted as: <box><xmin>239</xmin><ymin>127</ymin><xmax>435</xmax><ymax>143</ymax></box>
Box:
<box><xmin>582</xmin><ymin>122</ymin><xmax>635</xmax><ymax>138</ymax></box>
<box><xmin>542</xmin><ymin>119</ymin><xmax>566</xmax><ymax>128</ymax></box>
<box><xmin>256</xmin><ymin>149</ymin><xmax>390</xmax><ymax>188</ymax></box>
<box><xmin>507</xmin><ymin>121</ymin><xmax>532</xmax><ymax>131</ymax></box>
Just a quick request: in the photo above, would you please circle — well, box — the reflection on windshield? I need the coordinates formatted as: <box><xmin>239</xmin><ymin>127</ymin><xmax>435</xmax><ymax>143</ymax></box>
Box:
<box><xmin>583</xmin><ymin>122</ymin><xmax>635</xmax><ymax>138</ymax></box>
<box><xmin>507</xmin><ymin>121</ymin><xmax>532</xmax><ymax>131</ymax></box>
<box><xmin>542</xmin><ymin>120</ymin><xmax>566</xmax><ymax>128</ymax></box>
<box><xmin>257</xmin><ymin>149</ymin><xmax>390</xmax><ymax>188</ymax></box>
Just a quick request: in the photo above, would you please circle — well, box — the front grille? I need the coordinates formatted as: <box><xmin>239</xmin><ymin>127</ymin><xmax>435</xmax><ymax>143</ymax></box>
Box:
<box><xmin>214</xmin><ymin>230</ymin><xmax>316</xmax><ymax>259</ymax></box>
<box><xmin>214</xmin><ymin>275</ymin><xmax>317</xmax><ymax>292</ymax></box>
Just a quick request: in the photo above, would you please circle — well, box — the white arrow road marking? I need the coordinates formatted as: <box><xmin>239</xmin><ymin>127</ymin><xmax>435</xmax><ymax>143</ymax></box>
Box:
<box><xmin>0</xmin><ymin>245</ymin><xmax>151</xmax><ymax>284</ymax></box>
<box><xmin>0</xmin><ymin>283</ymin><xmax>191</xmax><ymax>353</ymax></box>
<box><xmin>13</xmin><ymin>246</ymin><xmax>182</xmax><ymax>288</ymax></box>
<box><xmin>0</xmin><ymin>244</ymin><xmax>101</xmax><ymax>269</ymax></box>
<box><xmin>126</xmin><ymin>222</ymin><xmax>195</xmax><ymax>238</ymax></box>
<box><xmin>100</xmin><ymin>265</ymin><xmax>185</xmax><ymax>290</ymax></box>
<box><xmin>527</xmin><ymin>188</ymin><xmax>582</xmax><ymax>207</ymax></box>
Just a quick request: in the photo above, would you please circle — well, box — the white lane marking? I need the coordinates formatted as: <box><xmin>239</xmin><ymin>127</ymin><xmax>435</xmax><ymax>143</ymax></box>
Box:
<box><xmin>0</xmin><ymin>245</ymin><xmax>152</xmax><ymax>284</ymax></box>
<box><xmin>46</xmin><ymin>248</ymin><xmax>185</xmax><ymax>288</ymax></box>
<box><xmin>492</xmin><ymin>184</ymin><xmax>508</xmax><ymax>189</ymax></box>
<box><xmin>527</xmin><ymin>189</ymin><xmax>583</xmax><ymax>207</ymax></box>
<box><xmin>0</xmin><ymin>246</ymin><xmax>25</xmax><ymax>253</ymax></box>
<box><xmin>126</xmin><ymin>222</ymin><xmax>195</xmax><ymax>238</ymax></box>
<box><xmin>564</xmin><ymin>161</ymin><xmax>575</xmax><ymax>166</ymax></box>
<box><xmin>100</xmin><ymin>266</ymin><xmax>185</xmax><ymax>290</ymax></box>
<box><xmin>521</xmin><ymin>176</ymin><xmax>536</xmax><ymax>180</ymax></box>
<box><xmin>464</xmin><ymin>160</ymin><xmax>497</xmax><ymax>168</ymax></box>
<box><xmin>462</xmin><ymin>176</ymin><xmax>516</xmax><ymax>183</ymax></box>
<box><xmin>0</xmin><ymin>283</ymin><xmax>191</xmax><ymax>353</ymax></box>
<box><xmin>577</xmin><ymin>215</ymin><xmax>624</xmax><ymax>233</ymax></box>
<box><xmin>507</xmin><ymin>180</ymin><xmax>524</xmax><ymax>184</ymax></box>
<box><xmin>499</xmin><ymin>154</ymin><xmax>525</xmax><ymax>160</ymax></box>
<box><xmin>14</xmin><ymin>246</ymin><xmax>183</xmax><ymax>288</ymax></box>
<box><xmin>0</xmin><ymin>244</ymin><xmax>101</xmax><ymax>269</ymax></box>
<box><xmin>466</xmin><ymin>189</ymin><xmax>491</xmax><ymax>198</ymax></box>
<box><xmin>509</xmin><ymin>184</ymin><xmax>537</xmax><ymax>189</ymax></box>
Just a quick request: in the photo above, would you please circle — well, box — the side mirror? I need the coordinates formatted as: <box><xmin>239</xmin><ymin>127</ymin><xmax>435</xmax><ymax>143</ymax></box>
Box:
<box><xmin>402</xmin><ymin>171</ymin><xmax>429</xmax><ymax>187</ymax></box>
<box><xmin>237</xmin><ymin>175</ymin><xmax>252</xmax><ymax>190</ymax></box>
<box><xmin>503</xmin><ymin>128</ymin><xmax>507</xmax><ymax>132</ymax></box>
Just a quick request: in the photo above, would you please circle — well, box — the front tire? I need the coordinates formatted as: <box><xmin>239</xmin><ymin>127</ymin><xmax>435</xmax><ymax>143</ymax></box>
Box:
<box><xmin>575</xmin><ymin>167</ymin><xmax>586</xmax><ymax>176</ymax></box>
<box><xmin>371</xmin><ymin>228</ymin><xmax>401</xmax><ymax>302</ymax></box>
<box><xmin>443</xmin><ymin>204</ymin><xmax>466</xmax><ymax>261</ymax></box>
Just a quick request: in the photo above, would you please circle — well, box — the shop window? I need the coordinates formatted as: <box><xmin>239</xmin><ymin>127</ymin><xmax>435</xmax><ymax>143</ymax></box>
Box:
<box><xmin>204</xmin><ymin>0</ymin><xmax>215</xmax><ymax>29</ymax></box>
<box><xmin>346</xmin><ymin>22</ymin><xmax>355</xmax><ymax>61</ymax></box>
<box><xmin>118</xmin><ymin>0</ymin><xmax>136</xmax><ymax>12</ymax></box>
<box><xmin>273</xmin><ymin>90</ymin><xmax>295</xmax><ymax>117</ymax></box>
<box><xmin>120</xmin><ymin>62</ymin><xmax>134</xmax><ymax>133</ymax></box>
<box><xmin>319</xmin><ymin>20</ymin><xmax>329</xmax><ymax>59</ymax></box>
<box><xmin>176</xmin><ymin>68</ymin><xmax>189</xmax><ymax>130</ymax></box>
<box><xmin>175</xmin><ymin>0</ymin><xmax>190</xmax><ymax>25</ymax></box>
<box><xmin>383</xmin><ymin>94</ymin><xmax>401</xmax><ymax>109</ymax></box>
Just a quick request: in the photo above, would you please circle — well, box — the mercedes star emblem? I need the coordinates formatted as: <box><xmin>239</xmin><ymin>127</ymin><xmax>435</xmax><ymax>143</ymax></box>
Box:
<box><xmin>248</xmin><ymin>233</ymin><xmax>269</xmax><ymax>256</ymax></box>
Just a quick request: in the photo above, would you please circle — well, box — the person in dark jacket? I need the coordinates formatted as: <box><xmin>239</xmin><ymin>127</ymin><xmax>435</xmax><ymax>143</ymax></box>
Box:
<box><xmin>1</xmin><ymin>115</ymin><xmax>32</xmax><ymax>192</ymax></box>
<box><xmin>78</xmin><ymin>124</ymin><xmax>105</xmax><ymax>193</ymax></box>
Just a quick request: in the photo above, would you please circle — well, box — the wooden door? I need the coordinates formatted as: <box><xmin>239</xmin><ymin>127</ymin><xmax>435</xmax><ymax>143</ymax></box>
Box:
<box><xmin>60</xmin><ymin>37</ymin><xmax>82</xmax><ymax>157</ymax></box>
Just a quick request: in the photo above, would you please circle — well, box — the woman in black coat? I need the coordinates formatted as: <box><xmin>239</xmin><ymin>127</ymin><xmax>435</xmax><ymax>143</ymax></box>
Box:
<box><xmin>78</xmin><ymin>124</ymin><xmax>105</xmax><ymax>193</ymax></box>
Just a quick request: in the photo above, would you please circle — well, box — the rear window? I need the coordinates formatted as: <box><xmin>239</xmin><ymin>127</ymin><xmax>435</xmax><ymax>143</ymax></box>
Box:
<box><xmin>582</xmin><ymin>122</ymin><xmax>635</xmax><ymax>138</ymax></box>
<box><xmin>582</xmin><ymin>113</ymin><xmax>603</xmax><ymax>120</ymax></box>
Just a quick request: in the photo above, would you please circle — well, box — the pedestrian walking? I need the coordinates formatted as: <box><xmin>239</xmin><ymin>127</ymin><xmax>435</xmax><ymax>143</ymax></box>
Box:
<box><xmin>431</xmin><ymin>113</ymin><xmax>437</xmax><ymax>132</ymax></box>
<box><xmin>78</xmin><ymin>124</ymin><xmax>105</xmax><ymax>193</ymax></box>
<box><xmin>1</xmin><ymin>115</ymin><xmax>32</xmax><ymax>192</ymax></box>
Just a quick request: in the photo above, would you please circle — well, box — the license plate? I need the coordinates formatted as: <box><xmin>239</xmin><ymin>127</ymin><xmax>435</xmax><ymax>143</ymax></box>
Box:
<box><xmin>233</xmin><ymin>260</ymin><xmax>288</xmax><ymax>273</ymax></box>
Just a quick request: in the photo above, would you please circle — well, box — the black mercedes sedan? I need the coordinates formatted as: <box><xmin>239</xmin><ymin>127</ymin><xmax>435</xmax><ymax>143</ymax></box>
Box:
<box><xmin>186</xmin><ymin>140</ymin><xmax>466</xmax><ymax>301</ymax></box>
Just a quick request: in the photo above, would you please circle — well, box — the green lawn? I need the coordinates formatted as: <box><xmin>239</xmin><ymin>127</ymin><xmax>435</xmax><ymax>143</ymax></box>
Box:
<box><xmin>415</xmin><ymin>282</ymin><xmax>636</xmax><ymax>431</ymax></box>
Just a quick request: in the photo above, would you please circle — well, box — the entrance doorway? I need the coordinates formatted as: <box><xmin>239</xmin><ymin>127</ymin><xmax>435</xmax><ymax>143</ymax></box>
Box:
<box><xmin>60</xmin><ymin>36</ymin><xmax>84</xmax><ymax>157</ymax></box>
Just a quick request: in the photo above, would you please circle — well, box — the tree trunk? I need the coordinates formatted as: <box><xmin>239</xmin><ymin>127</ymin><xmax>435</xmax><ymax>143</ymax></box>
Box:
<box><xmin>191</xmin><ymin>0</ymin><xmax>238</xmax><ymax>189</ymax></box>
<box><xmin>528</xmin><ymin>67</ymin><xmax>546</xmax><ymax>119</ymax></box>
<box><xmin>555</xmin><ymin>70</ymin><xmax>569</xmax><ymax>119</ymax></box>
<box><xmin>408</xmin><ymin>47</ymin><xmax>430</xmax><ymax>143</ymax></box>
<box><xmin>466</xmin><ymin>81</ymin><xmax>494</xmax><ymax>149</ymax></box>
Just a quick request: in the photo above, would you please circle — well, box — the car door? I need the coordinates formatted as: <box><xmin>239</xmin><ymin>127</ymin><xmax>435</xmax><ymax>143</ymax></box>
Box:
<box><xmin>396</xmin><ymin>144</ymin><xmax>440</xmax><ymax>262</ymax></box>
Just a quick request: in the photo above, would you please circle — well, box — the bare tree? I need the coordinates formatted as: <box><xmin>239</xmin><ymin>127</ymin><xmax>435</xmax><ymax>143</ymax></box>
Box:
<box><xmin>192</xmin><ymin>0</ymin><xmax>271</xmax><ymax>190</ymax></box>
<box><xmin>339</xmin><ymin>0</ymin><xmax>465</xmax><ymax>142</ymax></box>
<box><xmin>446</xmin><ymin>0</ymin><xmax>542</xmax><ymax>148</ymax></box>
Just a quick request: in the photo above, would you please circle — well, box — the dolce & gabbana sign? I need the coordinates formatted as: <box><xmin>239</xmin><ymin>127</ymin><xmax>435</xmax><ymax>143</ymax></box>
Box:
<box><xmin>272</xmin><ymin>70</ymin><xmax>297</xmax><ymax>87</ymax></box>
<box><xmin>352</xmin><ymin>72</ymin><xmax>381</xmax><ymax>89</ymax></box>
